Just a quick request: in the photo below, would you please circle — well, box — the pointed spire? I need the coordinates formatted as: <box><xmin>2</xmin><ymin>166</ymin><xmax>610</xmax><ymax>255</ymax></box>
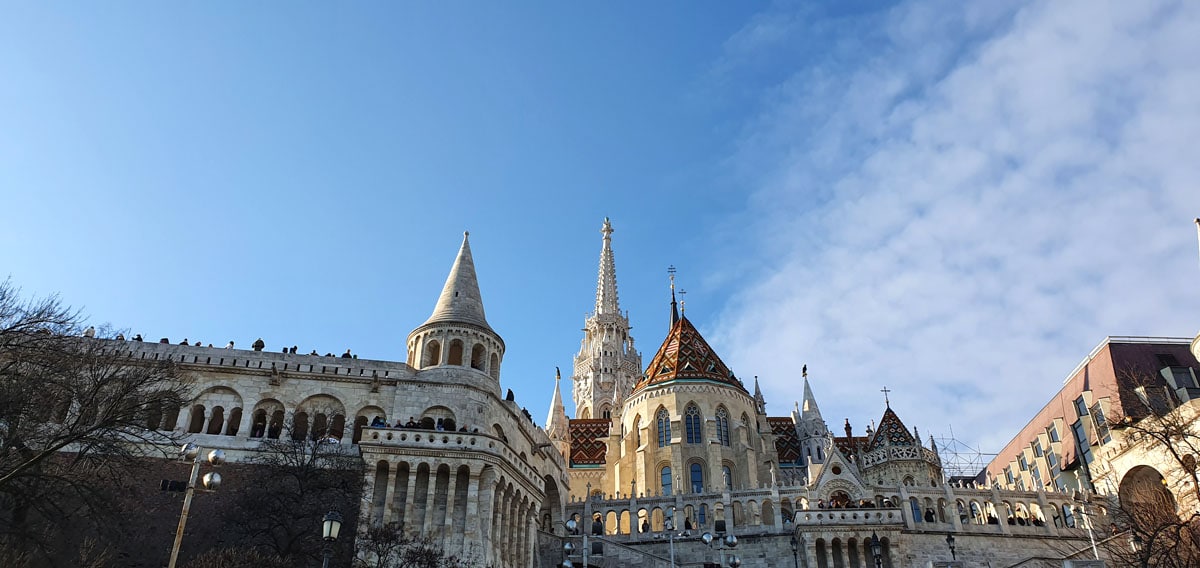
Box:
<box><xmin>668</xmin><ymin>265</ymin><xmax>679</xmax><ymax>329</ymax></box>
<box><xmin>929</xmin><ymin>435</ymin><xmax>940</xmax><ymax>457</ymax></box>
<box><xmin>422</xmin><ymin>232</ymin><xmax>493</xmax><ymax>331</ymax></box>
<box><xmin>753</xmin><ymin>376</ymin><xmax>766</xmax><ymax>413</ymax></box>
<box><xmin>546</xmin><ymin>367</ymin><xmax>570</xmax><ymax>441</ymax></box>
<box><xmin>801</xmin><ymin>375</ymin><xmax>824</xmax><ymax>423</ymax></box>
<box><xmin>594</xmin><ymin>218</ymin><xmax>620</xmax><ymax>316</ymax></box>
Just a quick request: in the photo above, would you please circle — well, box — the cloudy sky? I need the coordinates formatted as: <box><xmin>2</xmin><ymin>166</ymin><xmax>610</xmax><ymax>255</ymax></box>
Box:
<box><xmin>1</xmin><ymin>1</ymin><xmax>1197</xmax><ymax>458</ymax></box>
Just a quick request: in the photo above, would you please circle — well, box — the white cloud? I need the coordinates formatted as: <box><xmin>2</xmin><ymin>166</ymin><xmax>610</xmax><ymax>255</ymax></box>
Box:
<box><xmin>715</xmin><ymin>0</ymin><xmax>1200</xmax><ymax>459</ymax></box>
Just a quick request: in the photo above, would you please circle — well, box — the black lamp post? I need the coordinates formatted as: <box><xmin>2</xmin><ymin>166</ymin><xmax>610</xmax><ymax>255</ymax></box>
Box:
<box><xmin>790</xmin><ymin>534</ymin><xmax>800</xmax><ymax>568</ymax></box>
<box><xmin>321</xmin><ymin>510</ymin><xmax>343</xmax><ymax>568</ymax></box>
<box><xmin>870</xmin><ymin>531</ymin><xmax>882</xmax><ymax>568</ymax></box>
<box><xmin>945</xmin><ymin>533</ymin><xmax>956</xmax><ymax>561</ymax></box>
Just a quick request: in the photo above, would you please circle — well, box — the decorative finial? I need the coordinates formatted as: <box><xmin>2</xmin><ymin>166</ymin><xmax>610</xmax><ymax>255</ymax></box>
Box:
<box><xmin>668</xmin><ymin>265</ymin><xmax>676</xmax><ymax>289</ymax></box>
<box><xmin>464</xmin><ymin>230</ymin><xmax>469</xmax><ymax>238</ymax></box>
<box><xmin>555</xmin><ymin>366</ymin><xmax>561</xmax><ymax>381</ymax></box>
<box><xmin>679</xmin><ymin>289</ymin><xmax>687</xmax><ymax>315</ymax></box>
<box><xmin>880</xmin><ymin>386</ymin><xmax>891</xmax><ymax>408</ymax></box>
<box><xmin>802</xmin><ymin>364</ymin><xmax>808</xmax><ymax>379</ymax></box>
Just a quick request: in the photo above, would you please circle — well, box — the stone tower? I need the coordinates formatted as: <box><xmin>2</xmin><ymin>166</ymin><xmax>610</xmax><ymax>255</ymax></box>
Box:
<box><xmin>406</xmin><ymin>232</ymin><xmax>505</xmax><ymax>383</ymax></box>
<box><xmin>571</xmin><ymin>218</ymin><xmax>641</xmax><ymax>420</ymax></box>
<box><xmin>795</xmin><ymin>368</ymin><xmax>834</xmax><ymax>479</ymax></box>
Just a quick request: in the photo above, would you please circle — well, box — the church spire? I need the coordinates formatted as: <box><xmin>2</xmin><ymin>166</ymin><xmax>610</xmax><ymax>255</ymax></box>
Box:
<box><xmin>421</xmin><ymin>231</ymin><xmax>493</xmax><ymax>331</ymax></box>
<box><xmin>546</xmin><ymin>367</ymin><xmax>570</xmax><ymax>441</ymax></box>
<box><xmin>668</xmin><ymin>266</ymin><xmax>679</xmax><ymax>329</ymax></box>
<box><xmin>800</xmin><ymin>369</ymin><xmax>824</xmax><ymax>424</ymax></box>
<box><xmin>595</xmin><ymin>218</ymin><xmax>620</xmax><ymax>316</ymax></box>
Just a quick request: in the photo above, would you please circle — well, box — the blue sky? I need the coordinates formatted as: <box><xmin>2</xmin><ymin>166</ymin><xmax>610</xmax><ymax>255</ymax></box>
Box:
<box><xmin>2</xmin><ymin>1</ymin><xmax>1198</xmax><ymax>456</ymax></box>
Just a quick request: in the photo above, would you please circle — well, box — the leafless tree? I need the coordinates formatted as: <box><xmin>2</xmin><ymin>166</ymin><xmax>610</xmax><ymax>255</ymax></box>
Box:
<box><xmin>1101</xmin><ymin>486</ymin><xmax>1200</xmax><ymax>568</ymax></box>
<box><xmin>222</xmin><ymin>413</ymin><xmax>364</xmax><ymax>563</ymax></box>
<box><xmin>183</xmin><ymin>547</ymin><xmax>295</xmax><ymax>568</ymax></box>
<box><xmin>355</xmin><ymin>524</ymin><xmax>482</xmax><ymax>568</ymax></box>
<box><xmin>0</xmin><ymin>280</ymin><xmax>193</xmax><ymax>563</ymax></box>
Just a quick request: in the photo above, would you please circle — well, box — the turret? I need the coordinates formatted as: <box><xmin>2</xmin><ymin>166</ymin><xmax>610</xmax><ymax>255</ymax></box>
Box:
<box><xmin>406</xmin><ymin>232</ymin><xmax>505</xmax><ymax>381</ymax></box>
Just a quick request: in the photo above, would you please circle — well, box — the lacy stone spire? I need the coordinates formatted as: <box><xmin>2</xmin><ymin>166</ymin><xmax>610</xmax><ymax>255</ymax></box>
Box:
<box><xmin>572</xmin><ymin>219</ymin><xmax>641</xmax><ymax>421</ymax></box>
<box><xmin>595</xmin><ymin>218</ymin><xmax>620</xmax><ymax>316</ymax></box>
<box><xmin>407</xmin><ymin>232</ymin><xmax>505</xmax><ymax>382</ymax></box>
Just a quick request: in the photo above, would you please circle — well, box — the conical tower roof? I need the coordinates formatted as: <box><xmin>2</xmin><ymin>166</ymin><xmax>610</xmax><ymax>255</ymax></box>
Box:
<box><xmin>421</xmin><ymin>232</ymin><xmax>493</xmax><ymax>332</ymax></box>
<box><xmin>633</xmin><ymin>316</ymin><xmax>745</xmax><ymax>394</ymax></box>
<box><xmin>867</xmin><ymin>406</ymin><xmax>917</xmax><ymax>450</ymax></box>
<box><xmin>800</xmin><ymin>376</ymin><xmax>824</xmax><ymax>423</ymax></box>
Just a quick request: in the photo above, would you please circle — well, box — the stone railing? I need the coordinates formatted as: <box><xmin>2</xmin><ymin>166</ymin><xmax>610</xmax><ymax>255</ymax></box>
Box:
<box><xmin>860</xmin><ymin>445</ymin><xmax>941</xmax><ymax>468</ymax></box>
<box><xmin>359</xmin><ymin>427</ymin><xmax>543</xmax><ymax>491</ymax></box>
<box><xmin>794</xmin><ymin>507</ymin><xmax>903</xmax><ymax>526</ymax></box>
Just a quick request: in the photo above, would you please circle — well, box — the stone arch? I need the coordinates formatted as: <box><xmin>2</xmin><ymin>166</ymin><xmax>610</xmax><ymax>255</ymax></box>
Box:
<box><xmin>655</xmin><ymin>405</ymin><xmax>671</xmax><ymax>447</ymax></box>
<box><xmin>579</xmin><ymin>407</ymin><xmax>591</xmax><ymax>419</ymax></box>
<box><xmin>492</xmin><ymin>423</ymin><xmax>508</xmax><ymax>443</ymax></box>
<box><xmin>762</xmin><ymin>500</ymin><xmax>775</xmax><ymax>527</ymax></box>
<box><xmin>224</xmin><ymin>407</ymin><xmax>242</xmax><ymax>436</ymax></box>
<box><xmin>541</xmin><ymin>474</ymin><xmax>563</xmax><ymax>534</ymax></box>
<box><xmin>599</xmin><ymin>403</ymin><xmax>612</xmax><ymax>420</ymax></box>
<box><xmin>1120</xmin><ymin>465</ymin><xmax>1176</xmax><ymax>510</ymax></box>
<box><xmin>422</xmin><ymin>405</ymin><xmax>457</xmax><ymax>431</ymax></box>
<box><xmin>684</xmin><ymin>402</ymin><xmax>703</xmax><ymax>444</ymax></box>
<box><xmin>715</xmin><ymin>405</ymin><xmax>731</xmax><ymax>446</ymax></box>
<box><xmin>605</xmin><ymin>510</ymin><xmax>618</xmax><ymax>535</ymax></box>
<box><xmin>298</xmin><ymin>394</ymin><xmax>346</xmax><ymax>442</ymax></box>
<box><xmin>422</xmin><ymin>339</ymin><xmax>441</xmax><ymax>368</ymax></box>
<box><xmin>489</xmin><ymin>352</ymin><xmax>500</xmax><ymax>380</ymax></box>
<box><xmin>252</xmin><ymin>398</ymin><xmax>285</xmax><ymax>439</ymax></box>
<box><xmin>448</xmin><ymin>339</ymin><xmax>464</xmax><ymax>365</ymax></box>
<box><xmin>732</xmin><ymin>501</ymin><xmax>744</xmax><ymax>527</ymax></box>
<box><xmin>354</xmin><ymin>404</ymin><xmax>387</xmax><ymax>443</ymax></box>
<box><xmin>470</xmin><ymin>343</ymin><xmax>486</xmax><ymax>370</ymax></box>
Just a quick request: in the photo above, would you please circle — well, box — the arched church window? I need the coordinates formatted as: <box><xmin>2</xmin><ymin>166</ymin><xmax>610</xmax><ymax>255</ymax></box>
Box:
<box><xmin>690</xmin><ymin>463</ymin><xmax>704</xmax><ymax>493</ymax></box>
<box><xmin>699</xmin><ymin>504</ymin><xmax>708</xmax><ymax>526</ymax></box>
<box><xmin>633</xmin><ymin>418</ymin><xmax>641</xmax><ymax>447</ymax></box>
<box><xmin>661</xmin><ymin>466</ymin><xmax>673</xmax><ymax>496</ymax></box>
<box><xmin>723</xmin><ymin>465</ymin><xmax>733</xmax><ymax>490</ymax></box>
<box><xmin>657</xmin><ymin>409</ymin><xmax>671</xmax><ymax>448</ymax></box>
<box><xmin>685</xmin><ymin>404</ymin><xmax>702</xmax><ymax>444</ymax></box>
<box><xmin>715</xmin><ymin>407</ymin><xmax>730</xmax><ymax>446</ymax></box>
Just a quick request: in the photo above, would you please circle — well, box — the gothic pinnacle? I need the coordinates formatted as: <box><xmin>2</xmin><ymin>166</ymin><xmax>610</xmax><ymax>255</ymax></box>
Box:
<box><xmin>594</xmin><ymin>218</ymin><xmax>620</xmax><ymax>316</ymax></box>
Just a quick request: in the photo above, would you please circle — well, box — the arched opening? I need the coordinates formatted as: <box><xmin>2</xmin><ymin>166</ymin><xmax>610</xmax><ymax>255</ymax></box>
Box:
<box><xmin>448</xmin><ymin>339</ymin><xmax>464</xmax><ymax>365</ymax></box>
<box><xmin>580</xmin><ymin>407</ymin><xmax>591</xmax><ymax>419</ymax></box>
<box><xmin>685</xmin><ymin>404</ymin><xmax>702</xmax><ymax>444</ymax></box>
<box><xmin>144</xmin><ymin>399</ymin><xmax>164</xmax><ymax>431</ymax></box>
<box><xmin>690</xmin><ymin>462</ymin><xmax>704</xmax><ymax>493</ymax></box>
<box><xmin>1119</xmin><ymin>465</ymin><xmax>1178</xmax><ymax>526</ymax></box>
<box><xmin>489</xmin><ymin>353</ymin><xmax>500</xmax><ymax>380</ymax></box>
<box><xmin>371</xmin><ymin>461</ymin><xmax>389</xmax><ymax>527</ymax></box>
<box><xmin>292</xmin><ymin>411</ymin><xmax>309</xmax><ymax>441</ymax></box>
<box><xmin>250</xmin><ymin>409</ymin><xmax>268</xmax><ymax>438</ymax></box>
<box><xmin>656</xmin><ymin>407</ymin><xmax>671</xmax><ymax>447</ymax></box>
<box><xmin>187</xmin><ymin>405</ymin><xmax>205</xmax><ymax>433</ymax></box>
<box><xmin>225</xmin><ymin>407</ymin><xmax>242</xmax><ymax>436</ymax></box>
<box><xmin>661</xmin><ymin>465</ymin><xmax>673</xmax><ymax>496</ymax></box>
<box><xmin>269</xmin><ymin>409</ymin><xmax>284</xmax><ymax>439</ymax></box>
<box><xmin>422</xmin><ymin>339</ymin><xmax>441</xmax><ymax>368</ymax></box>
<box><xmin>715</xmin><ymin>406</ymin><xmax>730</xmax><ymax>446</ymax></box>
<box><xmin>311</xmin><ymin>413</ymin><xmax>328</xmax><ymax>441</ymax></box>
<box><xmin>470</xmin><ymin>343</ymin><xmax>486</xmax><ymax>370</ymax></box>
<box><xmin>329</xmin><ymin>414</ymin><xmax>346</xmax><ymax>440</ymax></box>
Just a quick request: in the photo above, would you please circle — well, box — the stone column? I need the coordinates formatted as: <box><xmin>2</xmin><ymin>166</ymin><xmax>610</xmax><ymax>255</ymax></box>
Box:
<box><xmin>945</xmin><ymin>483</ymin><xmax>963</xmax><ymax>531</ymax></box>
<box><xmin>382</xmin><ymin>459</ymin><xmax>399</xmax><ymax>524</ymax></box>
<box><xmin>422</xmin><ymin>466</ymin><xmax>437</xmax><ymax>535</ymax></box>
<box><xmin>237</xmin><ymin>403</ymin><xmax>255</xmax><ymax>438</ymax></box>
<box><xmin>404</xmin><ymin>462</ymin><xmax>421</xmax><ymax>532</ymax></box>
<box><xmin>443</xmin><ymin>465</ymin><xmax>460</xmax><ymax>538</ymax></box>
<box><xmin>1036</xmin><ymin>488</ymin><xmax>1059</xmax><ymax>536</ymax></box>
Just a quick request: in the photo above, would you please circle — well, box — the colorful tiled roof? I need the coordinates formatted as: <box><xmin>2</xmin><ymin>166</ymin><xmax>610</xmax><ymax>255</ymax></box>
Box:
<box><xmin>867</xmin><ymin>407</ymin><xmax>916</xmax><ymax>451</ymax></box>
<box><xmin>834</xmin><ymin>435</ymin><xmax>870</xmax><ymax>458</ymax></box>
<box><xmin>768</xmin><ymin>417</ymin><xmax>801</xmax><ymax>464</ymax></box>
<box><xmin>632</xmin><ymin>316</ymin><xmax>745</xmax><ymax>394</ymax></box>
<box><xmin>568</xmin><ymin>419</ymin><xmax>610</xmax><ymax>466</ymax></box>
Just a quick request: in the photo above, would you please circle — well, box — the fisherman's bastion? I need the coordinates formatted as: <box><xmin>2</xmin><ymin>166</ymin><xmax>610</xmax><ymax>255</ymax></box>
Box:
<box><xmin>102</xmin><ymin>219</ymin><xmax>1200</xmax><ymax>567</ymax></box>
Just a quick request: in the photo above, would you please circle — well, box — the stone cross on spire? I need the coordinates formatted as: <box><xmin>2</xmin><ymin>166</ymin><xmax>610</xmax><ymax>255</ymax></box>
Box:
<box><xmin>595</xmin><ymin>218</ymin><xmax>620</xmax><ymax>316</ymax></box>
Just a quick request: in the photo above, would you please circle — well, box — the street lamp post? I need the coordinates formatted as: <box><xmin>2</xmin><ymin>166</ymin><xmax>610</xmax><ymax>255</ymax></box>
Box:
<box><xmin>321</xmin><ymin>510</ymin><xmax>343</xmax><ymax>568</ymax></box>
<box><xmin>701</xmin><ymin>532</ymin><xmax>740</xmax><ymax>567</ymax></box>
<box><xmin>167</xmin><ymin>444</ymin><xmax>225</xmax><ymax>568</ymax></box>
<box><xmin>665</xmin><ymin>510</ymin><xmax>677</xmax><ymax>568</ymax></box>
<box><xmin>870</xmin><ymin>531</ymin><xmax>883</xmax><ymax>568</ymax></box>
<box><xmin>945</xmin><ymin>533</ymin><xmax>956</xmax><ymax>561</ymax></box>
<box><xmin>563</xmin><ymin>517</ymin><xmax>588</xmax><ymax>568</ymax></box>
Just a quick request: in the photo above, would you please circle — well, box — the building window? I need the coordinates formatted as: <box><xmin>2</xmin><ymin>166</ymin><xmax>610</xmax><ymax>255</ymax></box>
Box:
<box><xmin>1072</xmin><ymin>421</ymin><xmax>1094</xmax><ymax>465</ymax></box>
<box><xmin>715</xmin><ymin>407</ymin><xmax>730</xmax><ymax>447</ymax></box>
<box><xmin>1090</xmin><ymin>403</ymin><xmax>1112</xmax><ymax>444</ymax></box>
<box><xmin>1031</xmin><ymin>464</ymin><xmax>1042</xmax><ymax>484</ymax></box>
<box><xmin>722</xmin><ymin>465</ymin><xmax>733</xmax><ymax>490</ymax></box>
<box><xmin>1047</xmin><ymin>425</ymin><xmax>1060</xmax><ymax>442</ymax></box>
<box><xmin>685</xmin><ymin>404</ymin><xmax>702</xmax><ymax>444</ymax></box>
<box><xmin>1033</xmin><ymin>443</ymin><xmax>1043</xmax><ymax>457</ymax></box>
<box><xmin>690</xmin><ymin>463</ymin><xmax>704</xmax><ymax>493</ymax></box>
<box><xmin>699</xmin><ymin>504</ymin><xmax>707</xmax><ymax>526</ymax></box>
<box><xmin>1074</xmin><ymin>396</ymin><xmax>1089</xmax><ymax>418</ymax></box>
<box><xmin>1018</xmin><ymin>454</ymin><xmax>1028</xmax><ymax>471</ymax></box>
<box><xmin>1004</xmin><ymin>467</ymin><xmax>1014</xmax><ymax>484</ymax></box>
<box><xmin>661</xmin><ymin>466</ymin><xmax>673</xmax><ymax>496</ymax></box>
<box><xmin>657</xmin><ymin>409</ymin><xmax>671</xmax><ymax>447</ymax></box>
